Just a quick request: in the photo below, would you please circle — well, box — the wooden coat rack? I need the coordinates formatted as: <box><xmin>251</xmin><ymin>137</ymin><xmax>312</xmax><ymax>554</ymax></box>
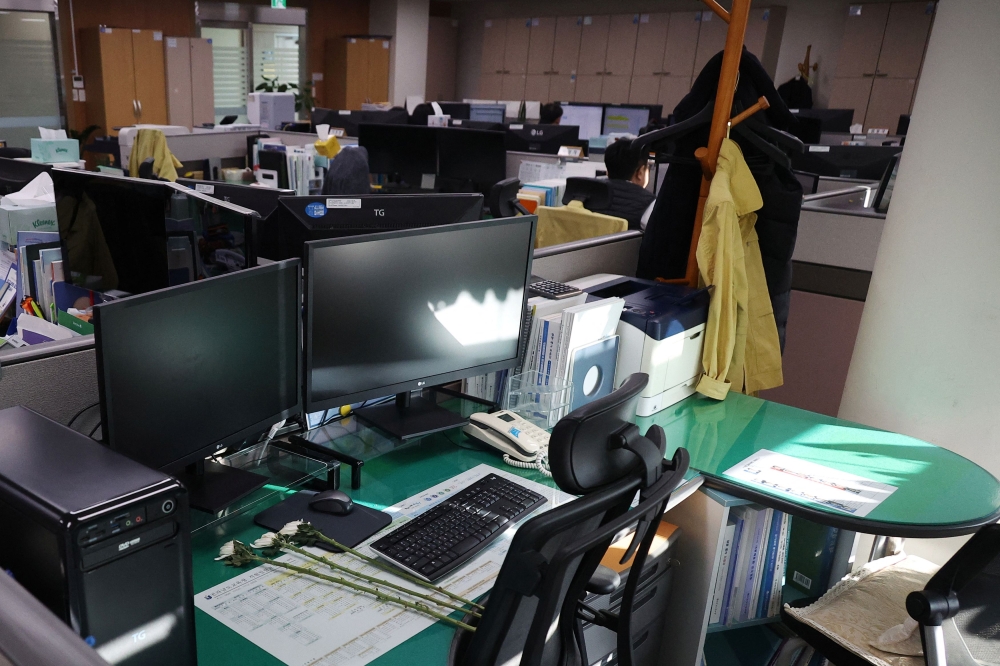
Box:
<box><xmin>668</xmin><ymin>0</ymin><xmax>769</xmax><ymax>288</ymax></box>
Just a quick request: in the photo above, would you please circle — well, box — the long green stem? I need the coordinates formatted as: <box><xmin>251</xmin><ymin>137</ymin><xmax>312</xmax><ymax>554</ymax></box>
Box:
<box><xmin>307</xmin><ymin>531</ymin><xmax>486</xmax><ymax>611</ymax></box>
<box><xmin>251</xmin><ymin>555</ymin><xmax>476</xmax><ymax>632</ymax></box>
<box><xmin>280</xmin><ymin>541</ymin><xmax>481</xmax><ymax>618</ymax></box>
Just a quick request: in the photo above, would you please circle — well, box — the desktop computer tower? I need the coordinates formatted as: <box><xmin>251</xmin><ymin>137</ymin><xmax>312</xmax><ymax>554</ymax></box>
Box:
<box><xmin>0</xmin><ymin>406</ymin><xmax>196</xmax><ymax>666</ymax></box>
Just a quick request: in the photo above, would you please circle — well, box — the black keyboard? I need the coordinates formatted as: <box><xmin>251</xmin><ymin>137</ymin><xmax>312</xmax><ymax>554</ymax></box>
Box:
<box><xmin>370</xmin><ymin>474</ymin><xmax>546</xmax><ymax>582</ymax></box>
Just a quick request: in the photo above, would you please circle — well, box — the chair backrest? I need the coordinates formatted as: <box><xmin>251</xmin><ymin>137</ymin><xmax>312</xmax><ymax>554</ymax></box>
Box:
<box><xmin>454</xmin><ymin>373</ymin><xmax>690</xmax><ymax>666</ymax></box>
<box><xmin>535</xmin><ymin>201</ymin><xmax>628</xmax><ymax>249</ymax></box>
<box><xmin>488</xmin><ymin>177</ymin><xmax>523</xmax><ymax>218</ymax></box>
<box><xmin>563</xmin><ymin>177</ymin><xmax>612</xmax><ymax>208</ymax></box>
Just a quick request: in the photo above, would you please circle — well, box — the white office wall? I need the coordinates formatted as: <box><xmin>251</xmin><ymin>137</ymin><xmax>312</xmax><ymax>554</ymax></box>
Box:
<box><xmin>839</xmin><ymin>0</ymin><xmax>1000</xmax><ymax>479</ymax></box>
<box><xmin>371</xmin><ymin>0</ymin><xmax>430</xmax><ymax>106</ymax></box>
<box><xmin>452</xmin><ymin>0</ymin><xmax>898</xmax><ymax>108</ymax></box>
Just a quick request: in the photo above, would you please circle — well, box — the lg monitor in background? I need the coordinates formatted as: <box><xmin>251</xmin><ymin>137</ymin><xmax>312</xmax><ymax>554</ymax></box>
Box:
<box><xmin>559</xmin><ymin>103</ymin><xmax>604</xmax><ymax>140</ymax></box>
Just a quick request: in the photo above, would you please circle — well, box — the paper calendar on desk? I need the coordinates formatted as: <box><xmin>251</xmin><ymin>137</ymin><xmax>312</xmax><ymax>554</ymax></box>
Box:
<box><xmin>196</xmin><ymin>465</ymin><xmax>574</xmax><ymax>666</ymax></box>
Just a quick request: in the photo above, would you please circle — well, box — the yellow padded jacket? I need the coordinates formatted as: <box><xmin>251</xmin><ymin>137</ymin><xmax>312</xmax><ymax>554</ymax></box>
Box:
<box><xmin>695</xmin><ymin>138</ymin><xmax>783</xmax><ymax>399</ymax></box>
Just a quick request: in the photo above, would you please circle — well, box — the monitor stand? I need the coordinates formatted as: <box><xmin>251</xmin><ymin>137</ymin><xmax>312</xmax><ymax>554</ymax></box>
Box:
<box><xmin>176</xmin><ymin>460</ymin><xmax>269</xmax><ymax>514</ymax></box>
<box><xmin>354</xmin><ymin>391</ymin><xmax>468</xmax><ymax>440</ymax></box>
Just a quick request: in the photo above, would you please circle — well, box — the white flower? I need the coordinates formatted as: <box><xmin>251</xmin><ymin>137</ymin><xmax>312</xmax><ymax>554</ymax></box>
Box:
<box><xmin>252</xmin><ymin>532</ymin><xmax>279</xmax><ymax>549</ymax></box>
<box><xmin>215</xmin><ymin>541</ymin><xmax>236</xmax><ymax>560</ymax></box>
<box><xmin>280</xmin><ymin>520</ymin><xmax>308</xmax><ymax>536</ymax></box>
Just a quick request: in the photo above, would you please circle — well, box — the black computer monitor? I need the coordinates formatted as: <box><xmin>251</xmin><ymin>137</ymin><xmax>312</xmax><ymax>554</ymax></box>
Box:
<box><xmin>438</xmin><ymin>127</ymin><xmax>507</xmax><ymax>195</ymax></box>
<box><xmin>504</xmin><ymin>123</ymin><xmax>581</xmax><ymax>154</ymax></box>
<box><xmin>94</xmin><ymin>260</ymin><xmax>301</xmax><ymax>512</ymax></box>
<box><xmin>53</xmin><ymin>169</ymin><xmax>257</xmax><ymax>296</ymax></box>
<box><xmin>175</xmin><ymin>179</ymin><xmax>294</xmax><ymax>218</ymax></box>
<box><xmin>304</xmin><ymin>216</ymin><xmax>537</xmax><ymax>439</ymax></box>
<box><xmin>258</xmin><ymin>192</ymin><xmax>484</xmax><ymax>260</ymax></box>
<box><xmin>449</xmin><ymin>119</ymin><xmax>506</xmax><ymax>131</ymax></box>
<box><xmin>873</xmin><ymin>152</ymin><xmax>902</xmax><ymax>214</ymax></box>
<box><xmin>0</xmin><ymin>157</ymin><xmax>51</xmax><ymax>195</ymax></box>
<box><xmin>559</xmin><ymin>103</ymin><xmax>605</xmax><ymax>140</ymax></box>
<box><xmin>601</xmin><ymin>104</ymin><xmax>662</xmax><ymax>135</ymax></box>
<box><xmin>359</xmin><ymin>124</ymin><xmax>438</xmax><ymax>190</ymax></box>
<box><xmin>790</xmin><ymin>108</ymin><xmax>855</xmax><ymax>133</ymax></box>
<box><xmin>312</xmin><ymin>107</ymin><xmax>409</xmax><ymax>137</ymax></box>
<box><xmin>436</xmin><ymin>102</ymin><xmax>471</xmax><ymax>120</ymax></box>
<box><xmin>791</xmin><ymin>145</ymin><xmax>903</xmax><ymax>180</ymax></box>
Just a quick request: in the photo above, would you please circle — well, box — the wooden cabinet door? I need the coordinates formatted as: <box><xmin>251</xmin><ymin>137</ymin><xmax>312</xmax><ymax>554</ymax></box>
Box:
<box><xmin>601</xmin><ymin>76</ymin><xmax>631</xmax><ymax>104</ymax></box>
<box><xmin>865</xmin><ymin>77</ymin><xmax>915</xmax><ymax>131</ymax></box>
<box><xmin>662</xmin><ymin>11</ymin><xmax>700</xmax><ymax>79</ymax></box>
<box><xmin>633</xmin><ymin>13</ymin><xmax>669</xmax><ymax>77</ymax></box>
<box><xmin>629</xmin><ymin>76</ymin><xmax>660</xmax><ymax>104</ymax></box>
<box><xmin>828</xmin><ymin>77</ymin><xmax>874</xmax><ymax>127</ymax></box>
<box><xmin>604</xmin><ymin>14</ymin><xmax>639</xmax><ymax>78</ymax></box>
<box><xmin>524</xmin><ymin>74</ymin><xmax>550</xmax><ymax>102</ymax></box>
<box><xmin>100</xmin><ymin>28</ymin><xmax>138</xmax><ymax>132</ymax></box>
<box><xmin>367</xmin><ymin>38</ymin><xmax>391</xmax><ymax>104</ymax></box>
<box><xmin>527</xmin><ymin>17</ymin><xmax>556</xmax><ymax>75</ymax></box>
<box><xmin>190</xmin><ymin>38</ymin><xmax>215</xmax><ymax>127</ymax></box>
<box><xmin>131</xmin><ymin>30</ymin><xmax>168</xmax><ymax>125</ymax></box>
<box><xmin>503</xmin><ymin>18</ymin><xmax>531</xmax><ymax>76</ymax></box>
<box><xmin>577</xmin><ymin>15</ymin><xmax>610</xmax><ymax>76</ymax></box>
<box><xmin>481</xmin><ymin>19</ymin><xmax>507</xmax><ymax>75</ymax></box>
<box><xmin>479</xmin><ymin>73</ymin><xmax>503</xmax><ymax>99</ymax></box>
<box><xmin>548</xmin><ymin>74</ymin><xmax>576</xmax><ymax>102</ymax></box>
<box><xmin>693</xmin><ymin>11</ymin><xmax>727</xmax><ymax>75</ymax></box>
<box><xmin>573</xmin><ymin>75</ymin><xmax>603</xmax><ymax>103</ymax></box>
<box><xmin>658</xmin><ymin>75</ymin><xmax>692</xmax><ymax>113</ymax></box>
<box><xmin>164</xmin><ymin>37</ymin><xmax>193</xmax><ymax>128</ymax></box>
<box><xmin>834</xmin><ymin>4</ymin><xmax>890</xmax><ymax>78</ymax></box>
<box><xmin>876</xmin><ymin>2</ymin><xmax>933</xmax><ymax>78</ymax></box>
<box><xmin>744</xmin><ymin>7</ymin><xmax>770</xmax><ymax>60</ymax></box>
<box><xmin>551</xmin><ymin>16</ymin><xmax>582</xmax><ymax>79</ymax></box>
<box><xmin>501</xmin><ymin>73</ymin><xmax>526</xmax><ymax>100</ymax></box>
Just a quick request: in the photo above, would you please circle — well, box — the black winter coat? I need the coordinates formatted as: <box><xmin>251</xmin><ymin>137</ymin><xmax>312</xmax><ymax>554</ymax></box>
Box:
<box><xmin>636</xmin><ymin>48</ymin><xmax>802</xmax><ymax>349</ymax></box>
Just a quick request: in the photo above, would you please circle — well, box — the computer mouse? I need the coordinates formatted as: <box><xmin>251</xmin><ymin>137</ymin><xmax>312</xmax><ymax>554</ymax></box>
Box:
<box><xmin>309</xmin><ymin>489</ymin><xmax>354</xmax><ymax>516</ymax></box>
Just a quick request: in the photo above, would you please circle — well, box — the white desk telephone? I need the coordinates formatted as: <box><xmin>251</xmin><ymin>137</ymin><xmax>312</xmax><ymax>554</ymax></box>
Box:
<box><xmin>463</xmin><ymin>411</ymin><xmax>552</xmax><ymax>476</ymax></box>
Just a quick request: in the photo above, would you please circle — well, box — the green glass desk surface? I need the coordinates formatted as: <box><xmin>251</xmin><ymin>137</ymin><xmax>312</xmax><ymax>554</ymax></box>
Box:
<box><xmin>640</xmin><ymin>392</ymin><xmax>1000</xmax><ymax>537</ymax></box>
<box><xmin>191</xmin><ymin>422</ymin><xmax>558</xmax><ymax>666</ymax></box>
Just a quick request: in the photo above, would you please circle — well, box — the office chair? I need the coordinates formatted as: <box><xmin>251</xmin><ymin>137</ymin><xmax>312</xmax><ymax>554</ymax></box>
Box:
<box><xmin>563</xmin><ymin>177</ymin><xmax>613</xmax><ymax>208</ymax></box>
<box><xmin>136</xmin><ymin>157</ymin><xmax>167</xmax><ymax>181</ymax></box>
<box><xmin>0</xmin><ymin>147</ymin><xmax>31</xmax><ymax>160</ymax></box>
<box><xmin>782</xmin><ymin>523</ymin><xmax>1000</xmax><ymax>666</ymax></box>
<box><xmin>488</xmin><ymin>177</ymin><xmax>530</xmax><ymax>217</ymax></box>
<box><xmin>449</xmin><ymin>373</ymin><xmax>691</xmax><ymax>666</ymax></box>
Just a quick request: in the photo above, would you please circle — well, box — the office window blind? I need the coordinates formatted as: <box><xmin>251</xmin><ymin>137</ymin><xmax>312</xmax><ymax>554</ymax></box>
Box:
<box><xmin>202</xmin><ymin>27</ymin><xmax>248</xmax><ymax>121</ymax></box>
<box><xmin>252</xmin><ymin>24</ymin><xmax>301</xmax><ymax>89</ymax></box>
<box><xmin>0</xmin><ymin>12</ymin><xmax>60</xmax><ymax>148</ymax></box>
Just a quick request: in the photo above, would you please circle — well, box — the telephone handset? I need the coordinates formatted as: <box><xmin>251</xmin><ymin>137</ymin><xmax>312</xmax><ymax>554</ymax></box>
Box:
<box><xmin>463</xmin><ymin>411</ymin><xmax>550</xmax><ymax>462</ymax></box>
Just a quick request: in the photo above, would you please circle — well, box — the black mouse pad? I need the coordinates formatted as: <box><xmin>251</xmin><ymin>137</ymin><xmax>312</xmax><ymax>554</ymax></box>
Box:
<box><xmin>254</xmin><ymin>491</ymin><xmax>393</xmax><ymax>553</ymax></box>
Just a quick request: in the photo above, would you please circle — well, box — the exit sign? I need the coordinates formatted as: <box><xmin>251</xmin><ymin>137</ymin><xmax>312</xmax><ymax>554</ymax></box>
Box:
<box><xmin>271</xmin><ymin>0</ymin><xmax>286</xmax><ymax>7</ymax></box>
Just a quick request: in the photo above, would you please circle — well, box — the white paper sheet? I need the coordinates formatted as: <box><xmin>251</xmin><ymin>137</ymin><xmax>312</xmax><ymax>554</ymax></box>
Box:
<box><xmin>196</xmin><ymin>465</ymin><xmax>575</xmax><ymax>666</ymax></box>
<box><xmin>722</xmin><ymin>450</ymin><xmax>897</xmax><ymax>517</ymax></box>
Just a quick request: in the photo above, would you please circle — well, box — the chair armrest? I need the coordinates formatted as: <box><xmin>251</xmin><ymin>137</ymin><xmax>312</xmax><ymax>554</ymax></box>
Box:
<box><xmin>586</xmin><ymin>565</ymin><xmax>621</xmax><ymax>596</ymax></box>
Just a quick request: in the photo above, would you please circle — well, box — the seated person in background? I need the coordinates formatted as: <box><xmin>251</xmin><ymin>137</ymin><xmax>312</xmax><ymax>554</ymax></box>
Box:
<box><xmin>585</xmin><ymin>139</ymin><xmax>656</xmax><ymax>230</ymax></box>
<box><xmin>322</xmin><ymin>146</ymin><xmax>372</xmax><ymax>196</ymax></box>
<box><xmin>540</xmin><ymin>102</ymin><xmax>563</xmax><ymax>125</ymax></box>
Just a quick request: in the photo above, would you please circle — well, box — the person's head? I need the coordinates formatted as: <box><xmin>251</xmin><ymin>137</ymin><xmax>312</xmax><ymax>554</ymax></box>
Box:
<box><xmin>540</xmin><ymin>102</ymin><xmax>563</xmax><ymax>125</ymax></box>
<box><xmin>323</xmin><ymin>146</ymin><xmax>372</xmax><ymax>196</ymax></box>
<box><xmin>604</xmin><ymin>139</ymin><xmax>649</xmax><ymax>187</ymax></box>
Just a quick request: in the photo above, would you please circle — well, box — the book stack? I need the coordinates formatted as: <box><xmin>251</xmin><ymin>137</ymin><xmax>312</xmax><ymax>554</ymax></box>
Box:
<box><xmin>708</xmin><ymin>506</ymin><xmax>791</xmax><ymax>627</ymax></box>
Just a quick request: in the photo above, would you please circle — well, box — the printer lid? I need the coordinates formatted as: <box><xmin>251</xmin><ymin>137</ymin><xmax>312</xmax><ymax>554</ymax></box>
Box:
<box><xmin>585</xmin><ymin>277</ymin><xmax>710</xmax><ymax>341</ymax></box>
<box><xmin>0</xmin><ymin>406</ymin><xmax>172</xmax><ymax>520</ymax></box>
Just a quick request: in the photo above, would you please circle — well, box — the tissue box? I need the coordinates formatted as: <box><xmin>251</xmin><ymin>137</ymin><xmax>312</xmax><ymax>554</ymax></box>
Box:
<box><xmin>0</xmin><ymin>202</ymin><xmax>59</xmax><ymax>245</ymax></box>
<box><xmin>30</xmin><ymin>138</ymin><xmax>80</xmax><ymax>164</ymax></box>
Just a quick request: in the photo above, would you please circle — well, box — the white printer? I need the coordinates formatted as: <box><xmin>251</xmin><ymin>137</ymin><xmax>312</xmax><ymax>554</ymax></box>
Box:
<box><xmin>247</xmin><ymin>92</ymin><xmax>296</xmax><ymax>130</ymax></box>
<box><xmin>584</xmin><ymin>277</ymin><xmax>710</xmax><ymax>416</ymax></box>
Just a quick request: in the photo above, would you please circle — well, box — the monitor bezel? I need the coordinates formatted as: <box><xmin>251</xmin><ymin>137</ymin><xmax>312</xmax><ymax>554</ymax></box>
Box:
<box><xmin>303</xmin><ymin>215</ymin><xmax>538</xmax><ymax>414</ymax></box>
<box><xmin>94</xmin><ymin>258</ymin><xmax>303</xmax><ymax>472</ymax></box>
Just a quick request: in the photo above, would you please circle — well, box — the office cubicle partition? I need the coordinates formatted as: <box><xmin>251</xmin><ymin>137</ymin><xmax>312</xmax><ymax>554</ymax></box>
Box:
<box><xmin>0</xmin><ymin>337</ymin><xmax>99</xmax><ymax>429</ymax></box>
<box><xmin>531</xmin><ymin>230</ymin><xmax>643</xmax><ymax>283</ymax></box>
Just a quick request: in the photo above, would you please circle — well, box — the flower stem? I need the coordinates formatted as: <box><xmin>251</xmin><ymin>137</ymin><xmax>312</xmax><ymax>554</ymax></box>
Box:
<box><xmin>251</xmin><ymin>555</ymin><xmax>476</xmax><ymax>632</ymax></box>
<box><xmin>308</xmin><ymin>531</ymin><xmax>486</xmax><ymax>611</ymax></box>
<box><xmin>280</xmin><ymin>541</ymin><xmax>481</xmax><ymax>619</ymax></box>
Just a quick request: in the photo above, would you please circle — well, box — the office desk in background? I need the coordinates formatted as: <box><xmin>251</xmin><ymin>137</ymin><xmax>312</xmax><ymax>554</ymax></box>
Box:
<box><xmin>191</xmin><ymin>392</ymin><xmax>1000</xmax><ymax>666</ymax></box>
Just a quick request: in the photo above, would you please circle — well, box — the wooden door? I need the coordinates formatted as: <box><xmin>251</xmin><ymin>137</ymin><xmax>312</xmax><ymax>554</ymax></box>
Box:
<box><xmin>524</xmin><ymin>75</ymin><xmax>550</xmax><ymax>102</ymax></box>
<box><xmin>630</xmin><ymin>13</ymin><xmax>669</xmax><ymax>104</ymax></box>
<box><xmin>743</xmin><ymin>7</ymin><xmax>770</xmax><ymax>61</ymax></box>
<box><xmin>834</xmin><ymin>4</ymin><xmax>890</xmax><ymax>78</ymax></box>
<box><xmin>662</xmin><ymin>11</ymin><xmax>700</xmax><ymax>80</ymax></box>
<box><xmin>426</xmin><ymin>17</ymin><xmax>458</xmax><ymax>101</ymax></box>
<box><xmin>367</xmin><ymin>38</ymin><xmax>391</xmax><ymax>104</ymax></box>
<box><xmin>527</xmin><ymin>17</ymin><xmax>556</xmax><ymax>75</ymax></box>
<box><xmin>548</xmin><ymin>74</ymin><xmax>576</xmax><ymax>102</ymax></box>
<box><xmin>865</xmin><ymin>77</ymin><xmax>915</xmax><ymax>131</ymax></box>
<box><xmin>658</xmin><ymin>76</ymin><xmax>692</xmax><ymax>113</ymax></box>
<box><xmin>601</xmin><ymin>76</ymin><xmax>631</xmax><ymax>104</ymax></box>
<box><xmin>164</xmin><ymin>37</ymin><xmax>192</xmax><ymax>128</ymax></box>
<box><xmin>190</xmin><ymin>38</ymin><xmax>215</xmax><ymax>127</ymax></box>
<box><xmin>132</xmin><ymin>30</ymin><xmax>168</xmax><ymax>125</ymax></box>
<box><xmin>828</xmin><ymin>77</ymin><xmax>874</xmax><ymax>127</ymax></box>
<box><xmin>501</xmin><ymin>73</ymin><xmax>526</xmax><ymax>100</ymax></box>
<box><xmin>693</xmin><ymin>11</ymin><xmax>727</xmax><ymax>75</ymax></box>
<box><xmin>480</xmin><ymin>19</ymin><xmax>507</xmax><ymax>75</ymax></box>
<box><xmin>604</xmin><ymin>14</ymin><xmax>639</xmax><ymax>79</ymax></box>
<box><xmin>341</xmin><ymin>39</ymin><xmax>369</xmax><ymax>109</ymax></box>
<box><xmin>549</xmin><ymin>16</ymin><xmax>582</xmax><ymax>101</ymax></box>
<box><xmin>876</xmin><ymin>1</ymin><xmax>934</xmax><ymax>78</ymax></box>
<box><xmin>479</xmin><ymin>73</ymin><xmax>503</xmax><ymax>99</ymax></box>
<box><xmin>577</xmin><ymin>15</ymin><xmax>610</xmax><ymax>77</ymax></box>
<box><xmin>573</xmin><ymin>75</ymin><xmax>603</xmax><ymax>104</ymax></box>
<box><xmin>503</xmin><ymin>18</ymin><xmax>531</xmax><ymax>79</ymax></box>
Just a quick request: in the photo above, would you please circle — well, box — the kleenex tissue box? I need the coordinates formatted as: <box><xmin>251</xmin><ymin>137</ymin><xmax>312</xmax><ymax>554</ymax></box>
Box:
<box><xmin>0</xmin><ymin>202</ymin><xmax>58</xmax><ymax>245</ymax></box>
<box><xmin>30</xmin><ymin>138</ymin><xmax>80</xmax><ymax>164</ymax></box>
